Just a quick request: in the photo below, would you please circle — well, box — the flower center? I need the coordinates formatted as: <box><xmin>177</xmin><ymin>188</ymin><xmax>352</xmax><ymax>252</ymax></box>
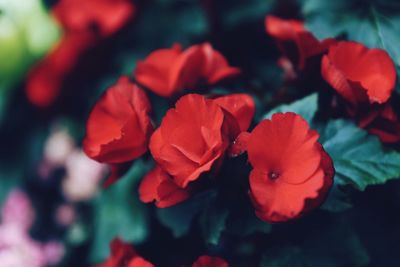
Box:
<box><xmin>268</xmin><ymin>171</ymin><xmax>280</xmax><ymax>180</ymax></box>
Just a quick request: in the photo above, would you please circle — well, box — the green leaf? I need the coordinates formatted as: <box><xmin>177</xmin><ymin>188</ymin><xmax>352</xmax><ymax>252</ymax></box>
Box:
<box><xmin>89</xmin><ymin>160</ymin><xmax>150</xmax><ymax>263</ymax></box>
<box><xmin>302</xmin><ymin>0</ymin><xmax>400</xmax><ymax>67</ymax></box>
<box><xmin>156</xmin><ymin>190</ymin><xmax>217</xmax><ymax>238</ymax></box>
<box><xmin>320</xmin><ymin>119</ymin><xmax>400</xmax><ymax>190</ymax></box>
<box><xmin>320</xmin><ymin>181</ymin><xmax>352</xmax><ymax>212</ymax></box>
<box><xmin>199</xmin><ymin>202</ymin><xmax>229</xmax><ymax>245</ymax></box>
<box><xmin>221</xmin><ymin>0</ymin><xmax>274</xmax><ymax>28</ymax></box>
<box><xmin>263</xmin><ymin>93</ymin><xmax>318</xmax><ymax>123</ymax></box>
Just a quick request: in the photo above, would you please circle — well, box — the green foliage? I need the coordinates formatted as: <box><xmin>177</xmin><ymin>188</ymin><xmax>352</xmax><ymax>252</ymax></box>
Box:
<box><xmin>89</xmin><ymin>161</ymin><xmax>150</xmax><ymax>263</ymax></box>
<box><xmin>263</xmin><ymin>93</ymin><xmax>318</xmax><ymax>123</ymax></box>
<box><xmin>221</xmin><ymin>0</ymin><xmax>274</xmax><ymax>28</ymax></box>
<box><xmin>199</xmin><ymin>201</ymin><xmax>229</xmax><ymax>245</ymax></box>
<box><xmin>0</xmin><ymin>0</ymin><xmax>60</xmax><ymax>91</ymax></box>
<box><xmin>157</xmin><ymin>190</ymin><xmax>217</xmax><ymax>238</ymax></box>
<box><xmin>320</xmin><ymin>119</ymin><xmax>400</xmax><ymax>190</ymax></box>
<box><xmin>301</xmin><ymin>0</ymin><xmax>400</xmax><ymax>68</ymax></box>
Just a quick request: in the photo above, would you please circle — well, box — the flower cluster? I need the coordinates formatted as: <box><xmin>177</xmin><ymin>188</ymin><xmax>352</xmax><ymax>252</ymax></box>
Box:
<box><xmin>0</xmin><ymin>190</ymin><xmax>64</xmax><ymax>267</ymax></box>
<box><xmin>83</xmin><ymin>41</ymin><xmax>334</xmax><ymax>224</ymax></box>
<box><xmin>266</xmin><ymin>16</ymin><xmax>400</xmax><ymax>143</ymax></box>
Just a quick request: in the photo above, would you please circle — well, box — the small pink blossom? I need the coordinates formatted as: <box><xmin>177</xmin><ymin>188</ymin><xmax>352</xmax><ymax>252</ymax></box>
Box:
<box><xmin>62</xmin><ymin>150</ymin><xmax>107</xmax><ymax>202</ymax></box>
<box><xmin>1</xmin><ymin>190</ymin><xmax>35</xmax><ymax>230</ymax></box>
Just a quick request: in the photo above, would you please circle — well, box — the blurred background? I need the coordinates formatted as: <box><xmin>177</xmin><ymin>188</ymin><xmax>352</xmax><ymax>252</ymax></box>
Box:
<box><xmin>1</xmin><ymin>0</ymin><xmax>400</xmax><ymax>266</ymax></box>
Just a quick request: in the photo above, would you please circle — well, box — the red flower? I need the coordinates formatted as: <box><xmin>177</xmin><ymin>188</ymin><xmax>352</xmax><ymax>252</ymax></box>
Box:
<box><xmin>213</xmin><ymin>94</ymin><xmax>255</xmax><ymax>132</ymax></box>
<box><xmin>52</xmin><ymin>0</ymin><xmax>135</xmax><ymax>38</ymax></box>
<box><xmin>26</xmin><ymin>0</ymin><xmax>136</xmax><ymax>107</ymax></box>
<box><xmin>83</xmin><ymin>76</ymin><xmax>153</xmax><ymax>186</ymax></box>
<box><xmin>149</xmin><ymin>94</ymin><xmax>229</xmax><ymax>188</ymax></box>
<box><xmin>358</xmin><ymin>104</ymin><xmax>400</xmax><ymax>143</ymax></box>
<box><xmin>96</xmin><ymin>238</ymin><xmax>153</xmax><ymax>267</ymax></box>
<box><xmin>265</xmin><ymin>16</ymin><xmax>334</xmax><ymax>70</ymax></box>
<box><xmin>321</xmin><ymin>41</ymin><xmax>396</xmax><ymax>106</ymax></box>
<box><xmin>191</xmin><ymin>255</ymin><xmax>228</xmax><ymax>267</ymax></box>
<box><xmin>26</xmin><ymin>33</ymin><xmax>92</xmax><ymax>107</ymax></box>
<box><xmin>138</xmin><ymin>165</ymin><xmax>190</xmax><ymax>208</ymax></box>
<box><xmin>246</xmin><ymin>113</ymin><xmax>334</xmax><ymax>223</ymax></box>
<box><xmin>149</xmin><ymin>94</ymin><xmax>254</xmax><ymax>189</ymax></box>
<box><xmin>83</xmin><ymin>76</ymin><xmax>153</xmax><ymax>163</ymax></box>
<box><xmin>134</xmin><ymin>43</ymin><xmax>240</xmax><ymax>97</ymax></box>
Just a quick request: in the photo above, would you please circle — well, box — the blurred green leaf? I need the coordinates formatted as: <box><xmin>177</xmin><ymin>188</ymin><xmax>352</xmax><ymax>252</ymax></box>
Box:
<box><xmin>221</xmin><ymin>0</ymin><xmax>274</xmax><ymax>28</ymax></box>
<box><xmin>263</xmin><ymin>93</ymin><xmax>318</xmax><ymax>123</ymax></box>
<box><xmin>302</xmin><ymin>0</ymin><xmax>400</xmax><ymax>67</ymax></box>
<box><xmin>89</xmin><ymin>160</ymin><xmax>150</xmax><ymax>263</ymax></box>
<box><xmin>156</xmin><ymin>190</ymin><xmax>216</xmax><ymax>238</ymax></box>
<box><xmin>320</xmin><ymin>119</ymin><xmax>400</xmax><ymax>190</ymax></box>
<box><xmin>199</xmin><ymin>201</ymin><xmax>229</xmax><ymax>245</ymax></box>
<box><xmin>0</xmin><ymin>0</ymin><xmax>60</xmax><ymax>94</ymax></box>
<box><xmin>321</xmin><ymin>181</ymin><xmax>353</xmax><ymax>212</ymax></box>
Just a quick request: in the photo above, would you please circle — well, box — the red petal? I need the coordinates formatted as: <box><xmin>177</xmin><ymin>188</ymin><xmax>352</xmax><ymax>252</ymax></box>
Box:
<box><xmin>135</xmin><ymin>44</ymin><xmax>183</xmax><ymax>97</ymax></box>
<box><xmin>265</xmin><ymin>16</ymin><xmax>333</xmax><ymax>69</ymax></box>
<box><xmin>26</xmin><ymin>33</ymin><xmax>93</xmax><ymax>107</ymax></box>
<box><xmin>214</xmin><ymin>94</ymin><xmax>255</xmax><ymax>131</ymax></box>
<box><xmin>149</xmin><ymin>94</ymin><xmax>227</xmax><ymax>188</ymax></box>
<box><xmin>265</xmin><ymin>16</ymin><xmax>305</xmax><ymax>40</ymax></box>
<box><xmin>53</xmin><ymin>0</ymin><xmax>135</xmax><ymax>38</ymax></box>
<box><xmin>247</xmin><ymin>113</ymin><xmax>321</xmax><ymax>184</ymax></box>
<box><xmin>138</xmin><ymin>166</ymin><xmax>190</xmax><ymax>208</ymax></box>
<box><xmin>228</xmin><ymin>131</ymin><xmax>250</xmax><ymax>157</ymax></box>
<box><xmin>322</xmin><ymin>41</ymin><xmax>396</xmax><ymax>105</ymax></box>
<box><xmin>192</xmin><ymin>255</ymin><xmax>229</xmax><ymax>267</ymax></box>
<box><xmin>103</xmin><ymin>162</ymin><xmax>132</xmax><ymax>188</ymax></box>
<box><xmin>200</xmin><ymin>43</ymin><xmax>241</xmax><ymax>84</ymax></box>
<box><xmin>128</xmin><ymin>257</ymin><xmax>154</xmax><ymax>267</ymax></box>
<box><xmin>83</xmin><ymin>76</ymin><xmax>153</xmax><ymax>163</ymax></box>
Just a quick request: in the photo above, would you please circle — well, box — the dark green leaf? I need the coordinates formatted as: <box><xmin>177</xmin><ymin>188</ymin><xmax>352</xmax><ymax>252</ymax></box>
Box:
<box><xmin>320</xmin><ymin>119</ymin><xmax>400</xmax><ymax>190</ymax></box>
<box><xmin>89</xmin><ymin>160</ymin><xmax>150</xmax><ymax>263</ymax></box>
<box><xmin>200</xmin><ymin>202</ymin><xmax>229</xmax><ymax>245</ymax></box>
<box><xmin>221</xmin><ymin>0</ymin><xmax>274</xmax><ymax>28</ymax></box>
<box><xmin>302</xmin><ymin>0</ymin><xmax>400</xmax><ymax>67</ymax></box>
<box><xmin>263</xmin><ymin>93</ymin><xmax>318</xmax><ymax>123</ymax></box>
<box><xmin>156</xmin><ymin>190</ymin><xmax>217</xmax><ymax>238</ymax></box>
<box><xmin>321</xmin><ymin>181</ymin><xmax>353</xmax><ymax>212</ymax></box>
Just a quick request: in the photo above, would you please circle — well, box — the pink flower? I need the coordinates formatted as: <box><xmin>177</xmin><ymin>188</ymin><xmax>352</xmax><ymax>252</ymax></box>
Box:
<box><xmin>1</xmin><ymin>190</ymin><xmax>35</xmax><ymax>230</ymax></box>
<box><xmin>62</xmin><ymin>150</ymin><xmax>107</xmax><ymax>202</ymax></box>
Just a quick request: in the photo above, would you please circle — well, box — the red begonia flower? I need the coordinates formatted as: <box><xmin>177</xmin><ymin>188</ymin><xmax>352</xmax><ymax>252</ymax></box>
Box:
<box><xmin>321</xmin><ymin>41</ymin><xmax>396</xmax><ymax>106</ymax></box>
<box><xmin>265</xmin><ymin>15</ymin><xmax>334</xmax><ymax>70</ymax></box>
<box><xmin>149</xmin><ymin>94</ymin><xmax>230</xmax><ymax>188</ymax></box>
<box><xmin>96</xmin><ymin>238</ymin><xmax>153</xmax><ymax>267</ymax></box>
<box><xmin>358</xmin><ymin>104</ymin><xmax>400</xmax><ymax>143</ymax></box>
<box><xmin>26</xmin><ymin>0</ymin><xmax>136</xmax><ymax>107</ymax></box>
<box><xmin>247</xmin><ymin>113</ymin><xmax>334</xmax><ymax>223</ymax></box>
<box><xmin>83</xmin><ymin>76</ymin><xmax>153</xmax><ymax>164</ymax></box>
<box><xmin>52</xmin><ymin>0</ymin><xmax>135</xmax><ymax>37</ymax></box>
<box><xmin>214</xmin><ymin>94</ymin><xmax>255</xmax><ymax>132</ymax></box>
<box><xmin>191</xmin><ymin>256</ymin><xmax>228</xmax><ymax>267</ymax></box>
<box><xmin>139</xmin><ymin>165</ymin><xmax>190</xmax><ymax>208</ymax></box>
<box><xmin>26</xmin><ymin>33</ymin><xmax>93</xmax><ymax>107</ymax></box>
<box><xmin>134</xmin><ymin>43</ymin><xmax>240</xmax><ymax>97</ymax></box>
